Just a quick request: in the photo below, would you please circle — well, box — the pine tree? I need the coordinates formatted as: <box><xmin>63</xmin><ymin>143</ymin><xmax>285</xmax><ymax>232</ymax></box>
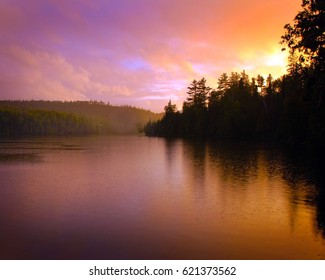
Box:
<box><xmin>186</xmin><ymin>78</ymin><xmax>211</xmax><ymax>110</ymax></box>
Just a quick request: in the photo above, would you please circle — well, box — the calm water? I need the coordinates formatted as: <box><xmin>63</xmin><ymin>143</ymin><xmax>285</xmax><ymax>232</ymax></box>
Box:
<box><xmin>0</xmin><ymin>136</ymin><xmax>324</xmax><ymax>259</ymax></box>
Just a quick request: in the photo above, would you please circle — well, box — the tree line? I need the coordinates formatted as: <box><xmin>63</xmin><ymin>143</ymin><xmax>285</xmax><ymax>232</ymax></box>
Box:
<box><xmin>0</xmin><ymin>100</ymin><xmax>162</xmax><ymax>137</ymax></box>
<box><xmin>145</xmin><ymin>0</ymin><xmax>325</xmax><ymax>150</ymax></box>
<box><xmin>0</xmin><ymin>107</ymin><xmax>97</xmax><ymax>137</ymax></box>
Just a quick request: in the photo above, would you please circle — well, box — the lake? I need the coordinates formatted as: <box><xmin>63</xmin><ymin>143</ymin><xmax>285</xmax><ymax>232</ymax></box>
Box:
<box><xmin>0</xmin><ymin>135</ymin><xmax>324</xmax><ymax>259</ymax></box>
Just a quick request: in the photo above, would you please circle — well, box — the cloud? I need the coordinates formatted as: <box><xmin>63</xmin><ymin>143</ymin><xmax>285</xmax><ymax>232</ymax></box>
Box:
<box><xmin>0</xmin><ymin>0</ymin><xmax>302</xmax><ymax>112</ymax></box>
<box><xmin>1</xmin><ymin>45</ymin><xmax>131</xmax><ymax>101</ymax></box>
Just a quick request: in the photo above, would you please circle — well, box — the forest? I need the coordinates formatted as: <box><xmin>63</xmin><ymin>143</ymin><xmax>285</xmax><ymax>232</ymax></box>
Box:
<box><xmin>0</xmin><ymin>100</ymin><xmax>162</xmax><ymax>137</ymax></box>
<box><xmin>0</xmin><ymin>107</ymin><xmax>96</xmax><ymax>137</ymax></box>
<box><xmin>144</xmin><ymin>0</ymin><xmax>325</xmax><ymax>150</ymax></box>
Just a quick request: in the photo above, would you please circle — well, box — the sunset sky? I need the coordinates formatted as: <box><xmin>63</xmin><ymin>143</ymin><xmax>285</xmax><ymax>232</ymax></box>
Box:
<box><xmin>0</xmin><ymin>0</ymin><xmax>302</xmax><ymax>112</ymax></box>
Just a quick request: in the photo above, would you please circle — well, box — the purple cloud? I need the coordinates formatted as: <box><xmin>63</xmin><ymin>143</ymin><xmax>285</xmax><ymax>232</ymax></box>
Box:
<box><xmin>0</xmin><ymin>0</ymin><xmax>301</xmax><ymax>112</ymax></box>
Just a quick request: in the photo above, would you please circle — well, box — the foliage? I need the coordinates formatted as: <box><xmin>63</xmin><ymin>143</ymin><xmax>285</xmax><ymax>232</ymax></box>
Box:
<box><xmin>185</xmin><ymin>78</ymin><xmax>212</xmax><ymax>110</ymax></box>
<box><xmin>144</xmin><ymin>69</ymin><xmax>323</xmax><ymax>149</ymax></box>
<box><xmin>0</xmin><ymin>101</ymin><xmax>162</xmax><ymax>137</ymax></box>
<box><xmin>281</xmin><ymin>0</ymin><xmax>325</xmax><ymax>71</ymax></box>
<box><xmin>0</xmin><ymin>107</ymin><xmax>96</xmax><ymax>137</ymax></box>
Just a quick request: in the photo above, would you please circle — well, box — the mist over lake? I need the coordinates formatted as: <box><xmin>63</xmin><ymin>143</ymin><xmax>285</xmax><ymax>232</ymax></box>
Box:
<box><xmin>0</xmin><ymin>135</ymin><xmax>324</xmax><ymax>259</ymax></box>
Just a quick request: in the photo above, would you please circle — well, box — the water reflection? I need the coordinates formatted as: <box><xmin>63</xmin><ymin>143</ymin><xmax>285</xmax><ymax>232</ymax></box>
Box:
<box><xmin>183</xmin><ymin>140</ymin><xmax>208</xmax><ymax>198</ymax></box>
<box><xmin>206</xmin><ymin>143</ymin><xmax>259</xmax><ymax>187</ymax></box>
<box><xmin>164</xmin><ymin>140</ymin><xmax>325</xmax><ymax>258</ymax></box>
<box><xmin>316</xmin><ymin>190</ymin><xmax>325</xmax><ymax>238</ymax></box>
<box><xmin>0</xmin><ymin>136</ymin><xmax>325</xmax><ymax>259</ymax></box>
<box><xmin>280</xmin><ymin>151</ymin><xmax>325</xmax><ymax>239</ymax></box>
<box><xmin>0</xmin><ymin>152</ymin><xmax>41</xmax><ymax>163</ymax></box>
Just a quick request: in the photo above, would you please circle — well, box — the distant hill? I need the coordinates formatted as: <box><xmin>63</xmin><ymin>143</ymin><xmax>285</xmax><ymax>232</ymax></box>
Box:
<box><xmin>0</xmin><ymin>100</ymin><xmax>163</xmax><ymax>137</ymax></box>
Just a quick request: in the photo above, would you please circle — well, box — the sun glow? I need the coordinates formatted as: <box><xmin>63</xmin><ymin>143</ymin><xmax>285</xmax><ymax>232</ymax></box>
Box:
<box><xmin>266</xmin><ymin>52</ymin><xmax>287</xmax><ymax>67</ymax></box>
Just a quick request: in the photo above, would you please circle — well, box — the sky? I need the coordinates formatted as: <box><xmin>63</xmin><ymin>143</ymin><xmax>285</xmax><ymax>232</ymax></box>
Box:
<box><xmin>0</xmin><ymin>0</ymin><xmax>302</xmax><ymax>112</ymax></box>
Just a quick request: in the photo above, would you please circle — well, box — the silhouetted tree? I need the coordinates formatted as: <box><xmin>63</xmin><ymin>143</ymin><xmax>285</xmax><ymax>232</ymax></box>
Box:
<box><xmin>164</xmin><ymin>100</ymin><xmax>177</xmax><ymax>115</ymax></box>
<box><xmin>186</xmin><ymin>78</ymin><xmax>211</xmax><ymax>110</ymax></box>
<box><xmin>216</xmin><ymin>73</ymin><xmax>230</xmax><ymax>96</ymax></box>
<box><xmin>281</xmin><ymin>0</ymin><xmax>325</xmax><ymax>107</ymax></box>
<box><xmin>281</xmin><ymin>0</ymin><xmax>325</xmax><ymax>70</ymax></box>
<box><xmin>280</xmin><ymin>0</ymin><xmax>325</xmax><ymax>147</ymax></box>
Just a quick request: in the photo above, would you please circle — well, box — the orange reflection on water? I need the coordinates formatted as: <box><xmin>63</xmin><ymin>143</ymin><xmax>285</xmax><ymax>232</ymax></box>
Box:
<box><xmin>0</xmin><ymin>136</ymin><xmax>324</xmax><ymax>259</ymax></box>
<box><xmin>144</xmin><ymin>141</ymin><xmax>325</xmax><ymax>259</ymax></box>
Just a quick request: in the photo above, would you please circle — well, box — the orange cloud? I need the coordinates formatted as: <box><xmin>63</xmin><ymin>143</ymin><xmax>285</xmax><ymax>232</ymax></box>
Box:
<box><xmin>0</xmin><ymin>0</ymin><xmax>302</xmax><ymax>112</ymax></box>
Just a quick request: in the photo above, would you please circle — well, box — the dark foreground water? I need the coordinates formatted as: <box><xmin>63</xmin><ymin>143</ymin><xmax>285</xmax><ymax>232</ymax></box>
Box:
<box><xmin>0</xmin><ymin>136</ymin><xmax>324</xmax><ymax>259</ymax></box>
